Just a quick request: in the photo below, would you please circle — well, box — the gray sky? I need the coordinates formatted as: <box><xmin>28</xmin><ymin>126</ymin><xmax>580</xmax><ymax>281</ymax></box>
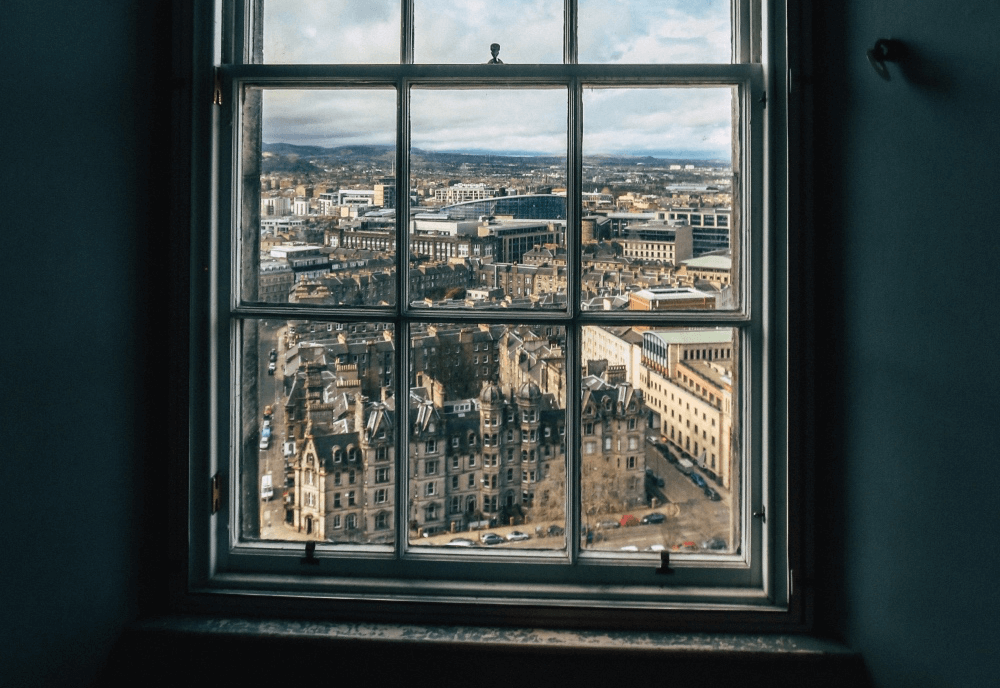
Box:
<box><xmin>261</xmin><ymin>1</ymin><xmax>733</xmax><ymax>159</ymax></box>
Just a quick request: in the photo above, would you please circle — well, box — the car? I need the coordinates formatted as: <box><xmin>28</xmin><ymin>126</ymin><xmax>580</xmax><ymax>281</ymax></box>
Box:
<box><xmin>258</xmin><ymin>434</ymin><xmax>270</xmax><ymax>450</ymax></box>
<box><xmin>620</xmin><ymin>545</ymin><xmax>639</xmax><ymax>552</ymax></box>
<box><xmin>480</xmin><ymin>533</ymin><xmax>505</xmax><ymax>546</ymax></box>
<box><xmin>644</xmin><ymin>544</ymin><xmax>666</xmax><ymax>552</ymax></box>
<box><xmin>446</xmin><ymin>538</ymin><xmax>475</xmax><ymax>547</ymax></box>
<box><xmin>269</xmin><ymin>349</ymin><xmax>277</xmax><ymax>362</ymax></box>
<box><xmin>263</xmin><ymin>404</ymin><xmax>273</xmax><ymax>419</ymax></box>
<box><xmin>640</xmin><ymin>512</ymin><xmax>666</xmax><ymax>525</ymax></box>
<box><xmin>506</xmin><ymin>530</ymin><xmax>530</xmax><ymax>542</ymax></box>
<box><xmin>262</xmin><ymin>418</ymin><xmax>270</xmax><ymax>430</ymax></box>
<box><xmin>260</xmin><ymin>474</ymin><xmax>273</xmax><ymax>500</ymax></box>
<box><xmin>702</xmin><ymin>537</ymin><xmax>727</xmax><ymax>551</ymax></box>
<box><xmin>546</xmin><ymin>525</ymin><xmax>565</xmax><ymax>537</ymax></box>
<box><xmin>689</xmin><ymin>472</ymin><xmax>707</xmax><ymax>489</ymax></box>
<box><xmin>704</xmin><ymin>486</ymin><xmax>721</xmax><ymax>501</ymax></box>
<box><xmin>596</xmin><ymin>520</ymin><xmax>620</xmax><ymax>529</ymax></box>
<box><xmin>267</xmin><ymin>361</ymin><xmax>276</xmax><ymax>375</ymax></box>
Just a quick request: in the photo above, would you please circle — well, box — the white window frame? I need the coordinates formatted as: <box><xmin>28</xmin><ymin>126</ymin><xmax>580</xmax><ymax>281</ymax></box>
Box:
<box><xmin>187</xmin><ymin>0</ymin><xmax>797</xmax><ymax>628</ymax></box>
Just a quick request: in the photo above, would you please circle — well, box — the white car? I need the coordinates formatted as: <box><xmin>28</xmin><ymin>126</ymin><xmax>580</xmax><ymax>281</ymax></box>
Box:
<box><xmin>506</xmin><ymin>530</ymin><xmax>530</xmax><ymax>542</ymax></box>
<box><xmin>620</xmin><ymin>545</ymin><xmax>639</xmax><ymax>552</ymax></box>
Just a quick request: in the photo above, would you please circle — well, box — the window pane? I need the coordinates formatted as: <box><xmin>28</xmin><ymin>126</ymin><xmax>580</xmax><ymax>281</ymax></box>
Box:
<box><xmin>246</xmin><ymin>318</ymin><xmax>396</xmax><ymax>546</ymax></box>
<box><xmin>408</xmin><ymin>323</ymin><xmax>567</xmax><ymax>550</ymax></box>
<box><xmin>580</xmin><ymin>325</ymin><xmax>739</xmax><ymax>554</ymax></box>
<box><xmin>413</xmin><ymin>0</ymin><xmax>562</xmax><ymax>64</ymax></box>
<box><xmin>578</xmin><ymin>0</ymin><xmax>732</xmax><ymax>64</ymax></box>
<box><xmin>246</xmin><ymin>88</ymin><xmax>397</xmax><ymax>307</ymax></box>
<box><xmin>581</xmin><ymin>87</ymin><xmax>738</xmax><ymax>311</ymax></box>
<box><xmin>260</xmin><ymin>0</ymin><xmax>400</xmax><ymax>63</ymax></box>
<box><xmin>410</xmin><ymin>88</ymin><xmax>567</xmax><ymax>310</ymax></box>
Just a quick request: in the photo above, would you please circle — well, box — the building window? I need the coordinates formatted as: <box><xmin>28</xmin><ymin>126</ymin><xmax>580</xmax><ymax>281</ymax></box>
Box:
<box><xmin>203</xmin><ymin>0</ymin><xmax>789</xmax><ymax>623</ymax></box>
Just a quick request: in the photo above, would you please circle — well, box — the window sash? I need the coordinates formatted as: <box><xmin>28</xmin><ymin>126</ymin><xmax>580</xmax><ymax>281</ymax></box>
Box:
<box><xmin>193</xmin><ymin>0</ymin><xmax>785</xmax><ymax>615</ymax></box>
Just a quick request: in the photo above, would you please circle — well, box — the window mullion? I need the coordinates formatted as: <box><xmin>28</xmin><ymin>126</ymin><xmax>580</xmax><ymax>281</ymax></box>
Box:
<box><xmin>395</xmin><ymin>75</ymin><xmax>411</xmax><ymax>556</ymax></box>
<box><xmin>401</xmin><ymin>0</ymin><xmax>413</xmax><ymax>65</ymax></box>
<box><xmin>564</xmin><ymin>0</ymin><xmax>578</xmax><ymax>65</ymax></box>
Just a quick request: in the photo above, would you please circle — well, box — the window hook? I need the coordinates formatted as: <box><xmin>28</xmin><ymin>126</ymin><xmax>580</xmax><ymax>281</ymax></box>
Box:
<box><xmin>867</xmin><ymin>38</ymin><xmax>903</xmax><ymax>81</ymax></box>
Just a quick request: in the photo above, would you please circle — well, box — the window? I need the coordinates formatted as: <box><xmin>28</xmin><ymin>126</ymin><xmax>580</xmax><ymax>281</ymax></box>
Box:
<box><xmin>199</xmin><ymin>0</ymin><xmax>792</xmax><ymax>626</ymax></box>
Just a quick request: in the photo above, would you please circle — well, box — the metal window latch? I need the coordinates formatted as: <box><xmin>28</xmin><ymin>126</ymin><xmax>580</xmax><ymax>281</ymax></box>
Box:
<box><xmin>213</xmin><ymin>68</ymin><xmax>223</xmax><ymax>106</ymax></box>
<box><xmin>655</xmin><ymin>550</ymin><xmax>674</xmax><ymax>575</ymax></box>
<box><xmin>753</xmin><ymin>506</ymin><xmax>766</xmax><ymax>523</ymax></box>
<box><xmin>759</xmin><ymin>91</ymin><xmax>767</xmax><ymax>108</ymax></box>
<box><xmin>300</xmin><ymin>541</ymin><xmax>320</xmax><ymax>565</ymax></box>
<box><xmin>211</xmin><ymin>473</ymin><xmax>222</xmax><ymax>514</ymax></box>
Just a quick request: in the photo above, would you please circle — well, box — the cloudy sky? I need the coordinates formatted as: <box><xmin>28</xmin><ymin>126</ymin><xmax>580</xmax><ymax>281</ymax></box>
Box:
<box><xmin>260</xmin><ymin>1</ymin><xmax>733</xmax><ymax>159</ymax></box>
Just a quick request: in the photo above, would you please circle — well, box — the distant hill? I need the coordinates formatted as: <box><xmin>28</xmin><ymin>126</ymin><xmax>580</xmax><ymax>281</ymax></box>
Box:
<box><xmin>260</xmin><ymin>142</ymin><xmax>728</xmax><ymax>174</ymax></box>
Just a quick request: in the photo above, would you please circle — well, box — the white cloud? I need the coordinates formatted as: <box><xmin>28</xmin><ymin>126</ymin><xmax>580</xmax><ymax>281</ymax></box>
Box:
<box><xmin>259</xmin><ymin>2</ymin><xmax>734</xmax><ymax>158</ymax></box>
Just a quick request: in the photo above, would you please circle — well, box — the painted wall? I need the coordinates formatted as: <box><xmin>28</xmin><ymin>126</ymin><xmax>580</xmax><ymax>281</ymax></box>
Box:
<box><xmin>810</xmin><ymin>2</ymin><xmax>1000</xmax><ymax>686</ymax></box>
<box><xmin>2</xmin><ymin>1</ymin><xmax>997</xmax><ymax>687</ymax></box>
<box><xmin>1</xmin><ymin>2</ymin><xmax>170</xmax><ymax>686</ymax></box>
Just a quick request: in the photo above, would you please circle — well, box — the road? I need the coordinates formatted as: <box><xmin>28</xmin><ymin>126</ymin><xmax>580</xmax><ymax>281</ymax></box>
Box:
<box><xmin>257</xmin><ymin>321</ymin><xmax>306</xmax><ymax>540</ymax></box>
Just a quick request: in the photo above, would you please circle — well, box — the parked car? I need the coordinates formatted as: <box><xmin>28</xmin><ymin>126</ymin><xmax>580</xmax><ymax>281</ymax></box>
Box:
<box><xmin>690</xmin><ymin>472</ymin><xmax>707</xmax><ymax>489</ymax></box>
<box><xmin>446</xmin><ymin>538</ymin><xmax>475</xmax><ymax>547</ymax></box>
<box><xmin>644</xmin><ymin>544</ymin><xmax>666</xmax><ymax>552</ymax></box>
<box><xmin>269</xmin><ymin>349</ymin><xmax>277</xmax><ymax>362</ymax></box>
<box><xmin>547</xmin><ymin>525</ymin><xmax>565</xmax><ymax>537</ymax></box>
<box><xmin>267</xmin><ymin>361</ymin><xmax>276</xmax><ymax>375</ymax></box>
<box><xmin>506</xmin><ymin>530</ymin><xmax>530</xmax><ymax>542</ymax></box>
<box><xmin>704</xmin><ymin>486</ymin><xmax>721</xmax><ymax>501</ymax></box>
<box><xmin>620</xmin><ymin>545</ymin><xmax>639</xmax><ymax>552</ymax></box>
<box><xmin>641</xmin><ymin>512</ymin><xmax>666</xmax><ymax>525</ymax></box>
<box><xmin>480</xmin><ymin>533</ymin><xmax>505</xmax><ymax>546</ymax></box>
<box><xmin>260</xmin><ymin>474</ymin><xmax>273</xmax><ymax>500</ymax></box>
<box><xmin>596</xmin><ymin>520</ymin><xmax>620</xmax><ymax>529</ymax></box>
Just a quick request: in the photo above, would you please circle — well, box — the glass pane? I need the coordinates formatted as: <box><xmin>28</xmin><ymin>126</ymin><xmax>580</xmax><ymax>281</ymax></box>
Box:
<box><xmin>410</xmin><ymin>88</ymin><xmax>567</xmax><ymax>310</ymax></box>
<box><xmin>580</xmin><ymin>326</ymin><xmax>739</xmax><ymax>554</ymax></box>
<box><xmin>581</xmin><ymin>87</ymin><xmax>738</xmax><ymax>311</ymax></box>
<box><xmin>246</xmin><ymin>318</ymin><xmax>397</xmax><ymax>545</ymax></box>
<box><xmin>407</xmin><ymin>323</ymin><xmax>567</xmax><ymax>550</ymax></box>
<box><xmin>244</xmin><ymin>88</ymin><xmax>397</xmax><ymax>307</ymax></box>
<box><xmin>413</xmin><ymin>0</ymin><xmax>562</xmax><ymax>64</ymax></box>
<box><xmin>579</xmin><ymin>0</ymin><xmax>732</xmax><ymax>64</ymax></box>
<box><xmin>260</xmin><ymin>0</ymin><xmax>400</xmax><ymax>63</ymax></box>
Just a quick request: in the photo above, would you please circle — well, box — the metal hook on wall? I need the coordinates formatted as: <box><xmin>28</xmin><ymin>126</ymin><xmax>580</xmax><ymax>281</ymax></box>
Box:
<box><xmin>867</xmin><ymin>38</ymin><xmax>903</xmax><ymax>81</ymax></box>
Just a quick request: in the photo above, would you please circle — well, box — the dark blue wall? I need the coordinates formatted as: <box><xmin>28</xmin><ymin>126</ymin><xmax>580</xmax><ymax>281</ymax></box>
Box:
<box><xmin>1</xmin><ymin>2</ymin><xmax>169</xmax><ymax>685</ymax></box>
<box><xmin>2</xmin><ymin>2</ymin><xmax>997</xmax><ymax>686</ymax></box>
<box><xmin>811</xmin><ymin>2</ymin><xmax>1000</xmax><ymax>686</ymax></box>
